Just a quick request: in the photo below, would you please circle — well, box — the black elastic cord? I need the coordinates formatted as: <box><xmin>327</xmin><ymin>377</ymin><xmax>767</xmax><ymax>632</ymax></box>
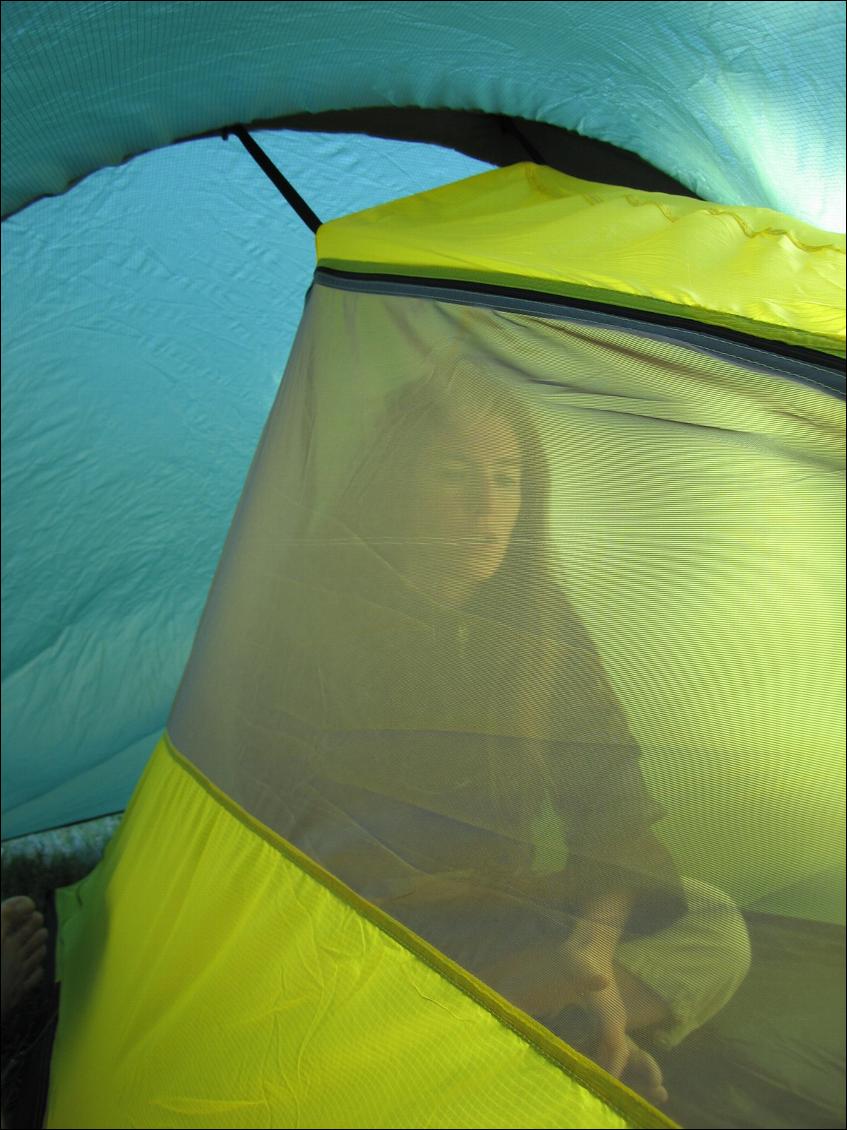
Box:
<box><xmin>499</xmin><ymin>116</ymin><xmax>547</xmax><ymax>166</ymax></box>
<box><xmin>223</xmin><ymin>125</ymin><xmax>322</xmax><ymax>233</ymax></box>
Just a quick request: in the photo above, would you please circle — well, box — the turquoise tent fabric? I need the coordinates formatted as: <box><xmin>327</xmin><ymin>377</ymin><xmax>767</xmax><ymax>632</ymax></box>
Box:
<box><xmin>1</xmin><ymin>1</ymin><xmax>845</xmax><ymax>840</ymax></box>
<box><xmin>1</xmin><ymin>133</ymin><xmax>495</xmax><ymax>838</ymax></box>
<box><xmin>2</xmin><ymin>1</ymin><xmax>845</xmax><ymax>227</ymax></box>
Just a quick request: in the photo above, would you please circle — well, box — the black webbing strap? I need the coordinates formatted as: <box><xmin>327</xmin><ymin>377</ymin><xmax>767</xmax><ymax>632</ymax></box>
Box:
<box><xmin>223</xmin><ymin>125</ymin><xmax>322</xmax><ymax>233</ymax></box>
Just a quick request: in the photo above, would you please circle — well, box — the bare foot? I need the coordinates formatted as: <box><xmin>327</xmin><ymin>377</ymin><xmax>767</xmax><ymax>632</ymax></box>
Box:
<box><xmin>1</xmin><ymin>897</ymin><xmax>48</xmax><ymax>1017</ymax></box>
<box><xmin>621</xmin><ymin>1036</ymin><xmax>669</xmax><ymax>1106</ymax></box>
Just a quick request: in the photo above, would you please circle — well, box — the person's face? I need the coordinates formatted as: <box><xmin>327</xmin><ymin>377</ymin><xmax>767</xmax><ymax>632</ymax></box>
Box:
<box><xmin>412</xmin><ymin>406</ymin><xmax>523</xmax><ymax>588</ymax></box>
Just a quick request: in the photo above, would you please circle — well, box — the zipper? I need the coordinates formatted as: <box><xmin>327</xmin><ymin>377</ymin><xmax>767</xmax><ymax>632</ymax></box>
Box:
<box><xmin>314</xmin><ymin>266</ymin><xmax>845</xmax><ymax>399</ymax></box>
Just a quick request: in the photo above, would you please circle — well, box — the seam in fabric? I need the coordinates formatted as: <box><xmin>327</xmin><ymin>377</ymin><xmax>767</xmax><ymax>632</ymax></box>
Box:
<box><xmin>162</xmin><ymin>733</ymin><xmax>679</xmax><ymax>1130</ymax></box>
<box><xmin>313</xmin><ymin>269</ymin><xmax>844</xmax><ymax>392</ymax></box>
<box><xmin>522</xmin><ymin>166</ymin><xmax>845</xmax><ymax>256</ymax></box>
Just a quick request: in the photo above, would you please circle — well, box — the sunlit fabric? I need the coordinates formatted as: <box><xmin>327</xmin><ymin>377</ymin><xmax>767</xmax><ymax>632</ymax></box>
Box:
<box><xmin>3</xmin><ymin>1</ymin><xmax>844</xmax><ymax>229</ymax></box>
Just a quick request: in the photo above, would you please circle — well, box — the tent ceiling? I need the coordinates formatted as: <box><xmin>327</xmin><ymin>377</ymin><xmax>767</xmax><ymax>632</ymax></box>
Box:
<box><xmin>2</xmin><ymin>1</ymin><xmax>844</xmax><ymax>227</ymax></box>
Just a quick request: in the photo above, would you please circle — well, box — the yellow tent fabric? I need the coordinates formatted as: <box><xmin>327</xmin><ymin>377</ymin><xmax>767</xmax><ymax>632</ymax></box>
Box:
<box><xmin>317</xmin><ymin>164</ymin><xmax>846</xmax><ymax>356</ymax></box>
<box><xmin>48</xmin><ymin>166</ymin><xmax>845</xmax><ymax>1128</ymax></box>
<box><xmin>49</xmin><ymin>736</ymin><xmax>674</xmax><ymax>1129</ymax></box>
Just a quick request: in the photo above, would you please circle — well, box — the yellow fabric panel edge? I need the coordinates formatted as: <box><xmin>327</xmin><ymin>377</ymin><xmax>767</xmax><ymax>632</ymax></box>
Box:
<box><xmin>315</xmin><ymin>258</ymin><xmax>844</xmax><ymax>359</ymax></box>
<box><xmin>163</xmin><ymin>731</ymin><xmax>679</xmax><ymax>1130</ymax></box>
<box><xmin>315</xmin><ymin>163</ymin><xmax>846</xmax><ymax>359</ymax></box>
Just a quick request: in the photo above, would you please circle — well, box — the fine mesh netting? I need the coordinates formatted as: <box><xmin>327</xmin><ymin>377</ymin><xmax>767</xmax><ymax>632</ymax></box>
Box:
<box><xmin>167</xmin><ymin>278</ymin><xmax>844</xmax><ymax>1120</ymax></box>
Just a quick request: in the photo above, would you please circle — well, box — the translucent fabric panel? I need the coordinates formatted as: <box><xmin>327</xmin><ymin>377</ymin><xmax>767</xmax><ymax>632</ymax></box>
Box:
<box><xmin>168</xmin><ymin>278</ymin><xmax>845</xmax><ymax>1124</ymax></box>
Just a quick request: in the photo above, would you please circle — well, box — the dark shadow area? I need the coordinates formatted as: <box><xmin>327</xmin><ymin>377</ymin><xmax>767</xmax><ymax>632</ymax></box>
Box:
<box><xmin>221</xmin><ymin>106</ymin><xmax>702</xmax><ymax>199</ymax></box>
<box><xmin>660</xmin><ymin>913</ymin><xmax>845</xmax><ymax>1129</ymax></box>
<box><xmin>4</xmin><ymin>105</ymin><xmax>700</xmax><ymax>223</ymax></box>
<box><xmin>1</xmin><ymin>893</ymin><xmax>59</xmax><ymax>1130</ymax></box>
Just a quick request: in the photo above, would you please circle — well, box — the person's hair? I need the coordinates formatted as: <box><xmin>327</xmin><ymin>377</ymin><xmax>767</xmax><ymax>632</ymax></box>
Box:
<box><xmin>329</xmin><ymin>356</ymin><xmax>572</xmax><ymax>777</ymax></box>
<box><xmin>336</xmin><ymin>356</ymin><xmax>556</xmax><ymax>619</ymax></box>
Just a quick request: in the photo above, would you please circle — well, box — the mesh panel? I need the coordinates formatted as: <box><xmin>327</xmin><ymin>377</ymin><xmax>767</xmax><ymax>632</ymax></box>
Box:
<box><xmin>168</xmin><ymin>280</ymin><xmax>844</xmax><ymax>1121</ymax></box>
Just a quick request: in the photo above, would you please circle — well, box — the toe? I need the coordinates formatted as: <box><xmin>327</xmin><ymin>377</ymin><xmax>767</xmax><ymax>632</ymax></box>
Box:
<box><xmin>624</xmin><ymin>1040</ymin><xmax>668</xmax><ymax>1105</ymax></box>
<box><xmin>14</xmin><ymin>913</ymin><xmax>45</xmax><ymax>945</ymax></box>
<box><xmin>22</xmin><ymin>927</ymin><xmax>49</xmax><ymax>955</ymax></box>
<box><xmin>23</xmin><ymin>967</ymin><xmax>45</xmax><ymax>992</ymax></box>
<box><xmin>1</xmin><ymin>896</ymin><xmax>37</xmax><ymax>922</ymax></box>
<box><xmin>1</xmin><ymin>897</ymin><xmax>37</xmax><ymax>940</ymax></box>
<box><xmin>23</xmin><ymin>945</ymin><xmax>48</xmax><ymax>972</ymax></box>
